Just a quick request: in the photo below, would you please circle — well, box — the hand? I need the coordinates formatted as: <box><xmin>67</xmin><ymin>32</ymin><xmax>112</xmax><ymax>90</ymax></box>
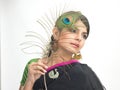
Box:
<box><xmin>27</xmin><ymin>60</ymin><xmax>48</xmax><ymax>84</ymax></box>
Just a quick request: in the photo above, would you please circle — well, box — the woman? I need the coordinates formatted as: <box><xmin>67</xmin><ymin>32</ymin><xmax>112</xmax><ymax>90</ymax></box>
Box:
<box><xmin>19</xmin><ymin>11</ymin><xmax>105</xmax><ymax>90</ymax></box>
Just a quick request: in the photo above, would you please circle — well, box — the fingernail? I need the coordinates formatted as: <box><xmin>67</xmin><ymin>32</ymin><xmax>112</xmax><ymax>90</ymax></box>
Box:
<box><xmin>45</xmin><ymin>66</ymin><xmax>48</xmax><ymax>69</ymax></box>
<box><xmin>44</xmin><ymin>70</ymin><xmax>47</xmax><ymax>73</ymax></box>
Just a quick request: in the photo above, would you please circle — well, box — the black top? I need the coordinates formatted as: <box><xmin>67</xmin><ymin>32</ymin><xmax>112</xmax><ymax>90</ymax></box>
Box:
<box><xmin>33</xmin><ymin>60</ymin><xmax>105</xmax><ymax>90</ymax></box>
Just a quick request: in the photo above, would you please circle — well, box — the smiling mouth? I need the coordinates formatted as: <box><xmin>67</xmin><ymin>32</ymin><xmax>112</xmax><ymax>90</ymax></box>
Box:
<box><xmin>70</xmin><ymin>43</ymin><xmax>79</xmax><ymax>48</ymax></box>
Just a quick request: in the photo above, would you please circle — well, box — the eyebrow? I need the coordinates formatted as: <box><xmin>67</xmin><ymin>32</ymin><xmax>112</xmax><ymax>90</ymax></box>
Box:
<box><xmin>74</xmin><ymin>25</ymin><xmax>86</xmax><ymax>28</ymax></box>
<box><xmin>76</xmin><ymin>28</ymin><xmax>87</xmax><ymax>34</ymax></box>
<box><xmin>82</xmin><ymin>32</ymin><xmax>87</xmax><ymax>34</ymax></box>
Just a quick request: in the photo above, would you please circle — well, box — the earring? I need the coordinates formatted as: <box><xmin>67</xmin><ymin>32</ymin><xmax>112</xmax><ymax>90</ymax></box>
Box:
<box><xmin>72</xmin><ymin>52</ymin><xmax>82</xmax><ymax>60</ymax></box>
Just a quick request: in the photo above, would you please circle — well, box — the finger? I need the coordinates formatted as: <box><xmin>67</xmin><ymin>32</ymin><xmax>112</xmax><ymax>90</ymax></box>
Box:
<box><xmin>30</xmin><ymin>61</ymin><xmax>47</xmax><ymax>70</ymax></box>
<box><xmin>34</xmin><ymin>70</ymin><xmax>46</xmax><ymax>75</ymax></box>
<box><xmin>34</xmin><ymin>65</ymin><xmax>47</xmax><ymax>73</ymax></box>
<box><xmin>37</xmin><ymin>61</ymin><xmax>48</xmax><ymax>69</ymax></box>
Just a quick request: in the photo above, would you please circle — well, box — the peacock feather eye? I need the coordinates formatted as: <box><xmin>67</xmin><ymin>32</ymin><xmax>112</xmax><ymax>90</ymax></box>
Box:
<box><xmin>62</xmin><ymin>16</ymin><xmax>73</xmax><ymax>25</ymax></box>
<box><xmin>63</xmin><ymin>17</ymin><xmax>71</xmax><ymax>25</ymax></box>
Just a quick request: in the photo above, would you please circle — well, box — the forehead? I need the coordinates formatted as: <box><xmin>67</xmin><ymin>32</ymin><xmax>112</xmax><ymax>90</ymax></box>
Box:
<box><xmin>61</xmin><ymin>20</ymin><xmax>87</xmax><ymax>33</ymax></box>
<box><xmin>74</xmin><ymin>20</ymin><xmax>87</xmax><ymax>32</ymax></box>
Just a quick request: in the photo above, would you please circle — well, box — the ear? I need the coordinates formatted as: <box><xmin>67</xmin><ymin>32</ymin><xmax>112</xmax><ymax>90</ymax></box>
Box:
<box><xmin>52</xmin><ymin>27</ymin><xmax>60</xmax><ymax>40</ymax></box>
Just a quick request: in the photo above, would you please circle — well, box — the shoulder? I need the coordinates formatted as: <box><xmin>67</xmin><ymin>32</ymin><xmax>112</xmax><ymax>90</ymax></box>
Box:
<box><xmin>78</xmin><ymin>63</ymin><xmax>93</xmax><ymax>70</ymax></box>
<box><xmin>25</xmin><ymin>57</ymin><xmax>48</xmax><ymax>67</ymax></box>
<box><xmin>76</xmin><ymin>63</ymin><xmax>91</xmax><ymax>70</ymax></box>
<box><xmin>79</xmin><ymin>63</ymin><xmax>105</xmax><ymax>89</ymax></box>
<box><xmin>22</xmin><ymin>58</ymin><xmax>40</xmax><ymax>72</ymax></box>
<box><xmin>27</xmin><ymin>58</ymin><xmax>40</xmax><ymax>64</ymax></box>
<box><xmin>75</xmin><ymin>63</ymin><xmax>95</xmax><ymax>75</ymax></box>
<box><xmin>23</xmin><ymin>58</ymin><xmax>40</xmax><ymax>69</ymax></box>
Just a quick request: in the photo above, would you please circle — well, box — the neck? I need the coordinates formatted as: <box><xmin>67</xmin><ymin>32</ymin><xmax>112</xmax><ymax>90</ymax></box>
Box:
<box><xmin>50</xmin><ymin>48</ymin><xmax>73</xmax><ymax>62</ymax></box>
<box><xmin>47</xmin><ymin>48</ymin><xmax>74</xmax><ymax>67</ymax></box>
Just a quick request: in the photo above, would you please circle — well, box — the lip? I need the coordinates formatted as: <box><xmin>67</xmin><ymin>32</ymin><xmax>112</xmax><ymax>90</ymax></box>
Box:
<box><xmin>70</xmin><ymin>43</ymin><xmax>79</xmax><ymax>48</ymax></box>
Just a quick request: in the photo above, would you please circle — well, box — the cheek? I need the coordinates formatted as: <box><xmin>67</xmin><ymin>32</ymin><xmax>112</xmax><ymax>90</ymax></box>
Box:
<box><xmin>57</xmin><ymin>35</ymin><xmax>72</xmax><ymax>46</ymax></box>
<box><xmin>79</xmin><ymin>41</ymin><xmax>85</xmax><ymax>49</ymax></box>
<box><xmin>59</xmin><ymin>33</ymin><xmax>75</xmax><ymax>40</ymax></box>
<box><xmin>58</xmin><ymin>35</ymin><xmax>75</xmax><ymax>45</ymax></box>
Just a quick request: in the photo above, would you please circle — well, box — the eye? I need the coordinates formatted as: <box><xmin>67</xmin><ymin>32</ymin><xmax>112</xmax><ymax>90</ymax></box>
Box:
<box><xmin>82</xmin><ymin>34</ymin><xmax>88</xmax><ymax>39</ymax></box>
<box><xmin>71</xmin><ymin>29</ymin><xmax>77</xmax><ymax>33</ymax></box>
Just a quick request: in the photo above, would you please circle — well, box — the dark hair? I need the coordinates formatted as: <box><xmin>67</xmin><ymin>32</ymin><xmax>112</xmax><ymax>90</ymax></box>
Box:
<box><xmin>79</xmin><ymin>14</ymin><xmax>90</xmax><ymax>38</ymax></box>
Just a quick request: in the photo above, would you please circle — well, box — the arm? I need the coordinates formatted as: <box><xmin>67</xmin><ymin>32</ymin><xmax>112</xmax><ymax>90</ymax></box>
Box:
<box><xmin>19</xmin><ymin>78</ymin><xmax>34</xmax><ymax>90</ymax></box>
<box><xmin>19</xmin><ymin>85</ymin><xmax>24</xmax><ymax>90</ymax></box>
<box><xmin>19</xmin><ymin>58</ymin><xmax>48</xmax><ymax>90</ymax></box>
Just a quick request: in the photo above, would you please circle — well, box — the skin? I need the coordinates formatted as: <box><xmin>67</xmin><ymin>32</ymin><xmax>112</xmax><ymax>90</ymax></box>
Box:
<box><xmin>19</xmin><ymin>20</ymin><xmax>87</xmax><ymax>90</ymax></box>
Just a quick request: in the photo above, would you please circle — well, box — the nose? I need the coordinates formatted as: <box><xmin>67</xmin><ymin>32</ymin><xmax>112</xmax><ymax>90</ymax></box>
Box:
<box><xmin>75</xmin><ymin>32</ymin><xmax>82</xmax><ymax>41</ymax></box>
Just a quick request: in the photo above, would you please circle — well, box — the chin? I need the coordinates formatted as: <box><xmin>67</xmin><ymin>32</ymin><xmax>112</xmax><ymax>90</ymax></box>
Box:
<box><xmin>65</xmin><ymin>48</ymin><xmax>79</xmax><ymax>54</ymax></box>
<box><xmin>59</xmin><ymin>45</ymin><xmax>79</xmax><ymax>54</ymax></box>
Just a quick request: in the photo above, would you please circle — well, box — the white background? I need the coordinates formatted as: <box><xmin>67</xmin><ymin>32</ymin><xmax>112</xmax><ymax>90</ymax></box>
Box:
<box><xmin>1</xmin><ymin>0</ymin><xmax>120</xmax><ymax>90</ymax></box>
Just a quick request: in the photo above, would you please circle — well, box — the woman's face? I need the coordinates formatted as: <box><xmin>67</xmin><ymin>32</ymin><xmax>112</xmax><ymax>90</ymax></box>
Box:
<box><xmin>54</xmin><ymin>20</ymin><xmax>87</xmax><ymax>54</ymax></box>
